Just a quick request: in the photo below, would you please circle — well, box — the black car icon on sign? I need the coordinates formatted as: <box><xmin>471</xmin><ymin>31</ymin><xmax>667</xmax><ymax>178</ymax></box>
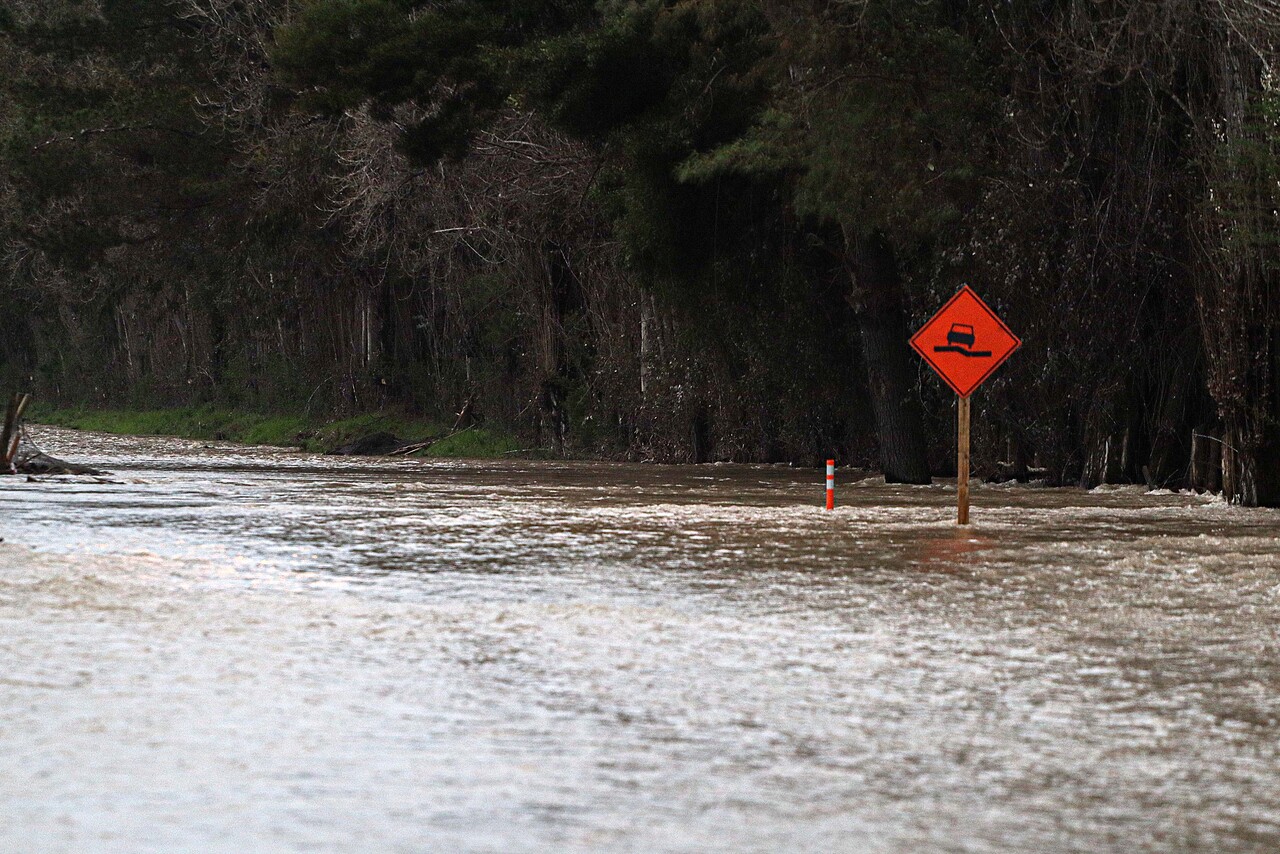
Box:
<box><xmin>934</xmin><ymin>323</ymin><xmax>992</xmax><ymax>358</ymax></box>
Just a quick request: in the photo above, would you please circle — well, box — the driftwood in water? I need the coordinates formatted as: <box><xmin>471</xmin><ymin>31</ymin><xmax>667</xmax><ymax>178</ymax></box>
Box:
<box><xmin>1</xmin><ymin>393</ymin><xmax>31</xmax><ymax>472</ymax></box>
<box><xmin>13</xmin><ymin>445</ymin><xmax>108</xmax><ymax>476</ymax></box>
<box><xmin>0</xmin><ymin>393</ymin><xmax>108</xmax><ymax>476</ymax></box>
<box><xmin>388</xmin><ymin>438</ymin><xmax>438</xmax><ymax>456</ymax></box>
<box><xmin>326</xmin><ymin>427</ymin><xmax>481</xmax><ymax>458</ymax></box>
<box><xmin>327</xmin><ymin>431</ymin><xmax>405</xmax><ymax>456</ymax></box>
<box><xmin>328</xmin><ymin>400</ymin><xmax>474</xmax><ymax>457</ymax></box>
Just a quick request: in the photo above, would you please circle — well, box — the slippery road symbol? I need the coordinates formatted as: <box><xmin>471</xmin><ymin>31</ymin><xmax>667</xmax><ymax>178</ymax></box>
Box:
<box><xmin>911</xmin><ymin>286</ymin><xmax>1020</xmax><ymax>398</ymax></box>
<box><xmin>933</xmin><ymin>324</ymin><xmax>992</xmax><ymax>358</ymax></box>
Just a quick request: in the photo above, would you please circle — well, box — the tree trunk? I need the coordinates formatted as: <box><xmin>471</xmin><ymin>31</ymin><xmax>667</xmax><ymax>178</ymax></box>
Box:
<box><xmin>1007</xmin><ymin>435</ymin><xmax>1030</xmax><ymax>482</ymax></box>
<box><xmin>1189</xmin><ymin>426</ymin><xmax>1223</xmax><ymax>494</ymax></box>
<box><xmin>845</xmin><ymin>229</ymin><xmax>931</xmax><ymax>484</ymax></box>
<box><xmin>1145</xmin><ymin>366</ymin><xmax>1194</xmax><ymax>489</ymax></box>
<box><xmin>1241</xmin><ymin>326</ymin><xmax>1280</xmax><ymax>505</ymax></box>
<box><xmin>1251</xmin><ymin>442</ymin><xmax>1280</xmax><ymax>506</ymax></box>
<box><xmin>1221</xmin><ymin>420</ymin><xmax>1280</xmax><ymax>506</ymax></box>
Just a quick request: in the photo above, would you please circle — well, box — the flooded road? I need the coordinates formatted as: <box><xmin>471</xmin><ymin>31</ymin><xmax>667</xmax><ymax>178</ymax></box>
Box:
<box><xmin>2</xmin><ymin>427</ymin><xmax>1280</xmax><ymax>852</ymax></box>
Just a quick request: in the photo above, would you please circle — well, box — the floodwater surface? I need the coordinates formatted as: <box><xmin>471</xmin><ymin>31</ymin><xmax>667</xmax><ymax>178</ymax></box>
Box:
<box><xmin>2</xmin><ymin>427</ymin><xmax>1280</xmax><ymax>852</ymax></box>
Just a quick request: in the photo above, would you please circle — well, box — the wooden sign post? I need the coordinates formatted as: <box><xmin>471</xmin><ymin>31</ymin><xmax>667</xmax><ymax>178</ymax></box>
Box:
<box><xmin>910</xmin><ymin>287</ymin><xmax>1020</xmax><ymax>525</ymax></box>
<box><xmin>957</xmin><ymin>397</ymin><xmax>970</xmax><ymax>525</ymax></box>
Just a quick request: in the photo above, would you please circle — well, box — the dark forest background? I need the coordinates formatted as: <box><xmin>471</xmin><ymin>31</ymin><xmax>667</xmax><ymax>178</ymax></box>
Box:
<box><xmin>5</xmin><ymin>0</ymin><xmax>1280</xmax><ymax>503</ymax></box>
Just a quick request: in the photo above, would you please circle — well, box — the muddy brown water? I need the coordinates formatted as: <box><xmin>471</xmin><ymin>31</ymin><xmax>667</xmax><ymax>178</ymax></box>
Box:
<box><xmin>2</xmin><ymin>427</ymin><xmax>1279</xmax><ymax>852</ymax></box>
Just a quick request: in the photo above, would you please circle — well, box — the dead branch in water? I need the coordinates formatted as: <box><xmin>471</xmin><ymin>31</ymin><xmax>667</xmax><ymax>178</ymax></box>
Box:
<box><xmin>1</xmin><ymin>394</ymin><xmax>31</xmax><ymax>473</ymax></box>
<box><xmin>1</xmin><ymin>394</ymin><xmax>108</xmax><ymax>476</ymax></box>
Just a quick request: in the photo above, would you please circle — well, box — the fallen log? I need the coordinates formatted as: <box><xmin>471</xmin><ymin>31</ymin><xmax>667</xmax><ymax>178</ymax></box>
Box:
<box><xmin>328</xmin><ymin>431</ymin><xmax>453</xmax><ymax>457</ymax></box>
<box><xmin>0</xmin><ymin>393</ymin><xmax>108</xmax><ymax>476</ymax></box>
<box><xmin>326</xmin><ymin>431</ymin><xmax>404</xmax><ymax>456</ymax></box>
<box><xmin>13</xmin><ymin>445</ymin><xmax>108</xmax><ymax>476</ymax></box>
<box><xmin>388</xmin><ymin>437</ymin><xmax>441</xmax><ymax>456</ymax></box>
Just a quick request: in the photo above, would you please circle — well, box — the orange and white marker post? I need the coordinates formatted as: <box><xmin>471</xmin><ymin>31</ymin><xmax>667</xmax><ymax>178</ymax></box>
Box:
<box><xmin>825</xmin><ymin>459</ymin><xmax>835</xmax><ymax>510</ymax></box>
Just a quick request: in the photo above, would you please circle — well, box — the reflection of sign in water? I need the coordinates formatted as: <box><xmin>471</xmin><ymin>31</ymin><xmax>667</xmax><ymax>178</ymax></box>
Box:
<box><xmin>911</xmin><ymin>287</ymin><xmax>1020</xmax><ymax>398</ymax></box>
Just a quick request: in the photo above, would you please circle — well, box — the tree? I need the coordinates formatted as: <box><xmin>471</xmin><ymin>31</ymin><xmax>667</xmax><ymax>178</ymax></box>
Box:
<box><xmin>275</xmin><ymin>0</ymin><xmax>970</xmax><ymax>475</ymax></box>
<box><xmin>677</xmin><ymin>1</ymin><xmax>1002</xmax><ymax>481</ymax></box>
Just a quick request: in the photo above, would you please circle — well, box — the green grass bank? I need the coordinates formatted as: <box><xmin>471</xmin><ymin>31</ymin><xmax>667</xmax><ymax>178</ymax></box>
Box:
<box><xmin>28</xmin><ymin>404</ymin><xmax>524</xmax><ymax>458</ymax></box>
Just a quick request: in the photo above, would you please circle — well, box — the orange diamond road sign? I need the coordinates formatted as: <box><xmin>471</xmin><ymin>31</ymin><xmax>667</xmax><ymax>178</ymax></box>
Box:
<box><xmin>910</xmin><ymin>286</ymin><xmax>1020</xmax><ymax>398</ymax></box>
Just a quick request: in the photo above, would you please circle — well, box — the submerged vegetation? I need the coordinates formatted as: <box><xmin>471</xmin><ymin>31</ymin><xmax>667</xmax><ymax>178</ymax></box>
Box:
<box><xmin>5</xmin><ymin>1</ymin><xmax>1280</xmax><ymax>499</ymax></box>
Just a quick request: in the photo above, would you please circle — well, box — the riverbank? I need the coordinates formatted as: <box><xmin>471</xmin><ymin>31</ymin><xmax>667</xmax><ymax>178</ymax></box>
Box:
<box><xmin>27</xmin><ymin>404</ymin><xmax>523</xmax><ymax>458</ymax></box>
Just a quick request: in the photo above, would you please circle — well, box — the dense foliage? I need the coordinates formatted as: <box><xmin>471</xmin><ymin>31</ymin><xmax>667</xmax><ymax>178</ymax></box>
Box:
<box><xmin>5</xmin><ymin>0</ymin><xmax>1280</xmax><ymax>502</ymax></box>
